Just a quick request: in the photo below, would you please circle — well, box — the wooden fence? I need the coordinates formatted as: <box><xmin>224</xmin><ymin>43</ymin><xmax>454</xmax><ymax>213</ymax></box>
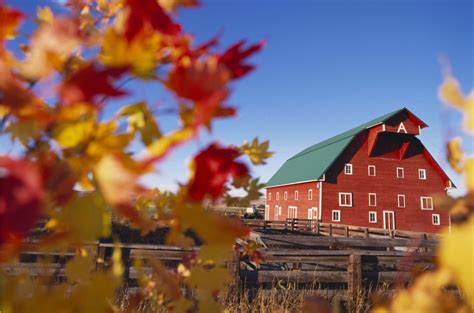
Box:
<box><xmin>1</xmin><ymin>233</ymin><xmax>440</xmax><ymax>311</ymax></box>
<box><xmin>242</xmin><ymin>218</ymin><xmax>439</xmax><ymax>240</ymax></box>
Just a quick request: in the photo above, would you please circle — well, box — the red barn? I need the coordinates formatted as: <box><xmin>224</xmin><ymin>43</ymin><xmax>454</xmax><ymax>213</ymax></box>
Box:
<box><xmin>264</xmin><ymin>108</ymin><xmax>454</xmax><ymax>233</ymax></box>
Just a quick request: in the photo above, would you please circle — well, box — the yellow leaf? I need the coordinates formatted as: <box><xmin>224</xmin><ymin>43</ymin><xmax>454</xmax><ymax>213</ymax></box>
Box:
<box><xmin>119</xmin><ymin>102</ymin><xmax>161</xmax><ymax>146</ymax></box>
<box><xmin>53</xmin><ymin>118</ymin><xmax>95</xmax><ymax>149</ymax></box>
<box><xmin>439</xmin><ymin>216</ymin><xmax>474</xmax><ymax>308</ymax></box>
<box><xmin>240</xmin><ymin>137</ymin><xmax>273</xmax><ymax>165</ymax></box>
<box><xmin>439</xmin><ymin>75</ymin><xmax>474</xmax><ymax>133</ymax></box>
<box><xmin>65</xmin><ymin>254</ymin><xmax>94</xmax><ymax>283</ymax></box>
<box><xmin>61</xmin><ymin>193</ymin><xmax>108</xmax><ymax>242</ymax></box>
<box><xmin>112</xmin><ymin>243</ymin><xmax>124</xmax><ymax>277</ymax></box>
<box><xmin>36</xmin><ymin>6</ymin><xmax>53</xmax><ymax>24</ymax></box>
<box><xmin>446</xmin><ymin>137</ymin><xmax>464</xmax><ymax>173</ymax></box>
<box><xmin>5</xmin><ymin>120</ymin><xmax>38</xmax><ymax>146</ymax></box>
<box><xmin>147</xmin><ymin>127</ymin><xmax>195</xmax><ymax>160</ymax></box>
<box><xmin>158</xmin><ymin>0</ymin><xmax>199</xmax><ymax>13</ymax></box>
<box><xmin>21</xmin><ymin>19</ymin><xmax>80</xmax><ymax>79</ymax></box>
<box><xmin>465</xmin><ymin>157</ymin><xmax>474</xmax><ymax>192</ymax></box>
<box><xmin>100</xmin><ymin>28</ymin><xmax>161</xmax><ymax>78</ymax></box>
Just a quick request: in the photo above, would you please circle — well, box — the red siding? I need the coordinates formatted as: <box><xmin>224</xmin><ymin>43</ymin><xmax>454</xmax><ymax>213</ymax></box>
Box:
<box><xmin>265</xmin><ymin>181</ymin><xmax>320</xmax><ymax>221</ymax></box>
<box><xmin>322</xmin><ymin>132</ymin><xmax>450</xmax><ymax>233</ymax></box>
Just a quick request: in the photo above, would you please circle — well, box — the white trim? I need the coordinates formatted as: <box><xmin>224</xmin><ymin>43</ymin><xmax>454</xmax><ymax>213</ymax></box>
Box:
<box><xmin>382</xmin><ymin>123</ymin><xmax>386</xmax><ymax>131</ymax></box>
<box><xmin>264</xmin><ymin>179</ymin><xmax>318</xmax><ymax>189</ymax></box>
<box><xmin>397</xmin><ymin>122</ymin><xmax>407</xmax><ymax>133</ymax></box>
<box><xmin>294</xmin><ymin>190</ymin><xmax>299</xmax><ymax>200</ymax></box>
<box><xmin>265</xmin><ymin>205</ymin><xmax>270</xmax><ymax>220</ymax></box>
<box><xmin>308</xmin><ymin>189</ymin><xmax>313</xmax><ymax>200</ymax></box>
<box><xmin>365</xmin><ymin>122</ymin><xmax>383</xmax><ymax>129</ymax></box>
<box><xmin>369</xmin><ymin>211</ymin><xmax>377</xmax><ymax>223</ymax></box>
<box><xmin>420</xmin><ymin>196</ymin><xmax>434</xmax><ymax>210</ymax></box>
<box><xmin>319</xmin><ymin>182</ymin><xmax>323</xmax><ymax>220</ymax></box>
<box><xmin>274</xmin><ymin>205</ymin><xmax>279</xmax><ymax>219</ymax></box>
<box><xmin>368</xmin><ymin>193</ymin><xmax>377</xmax><ymax>207</ymax></box>
<box><xmin>418</xmin><ymin>125</ymin><xmax>421</xmax><ymax>134</ymax></box>
<box><xmin>396</xmin><ymin>167</ymin><xmax>404</xmax><ymax>178</ymax></box>
<box><xmin>418</xmin><ymin>169</ymin><xmax>427</xmax><ymax>180</ymax></box>
<box><xmin>344</xmin><ymin>163</ymin><xmax>353</xmax><ymax>175</ymax></box>
<box><xmin>278</xmin><ymin>206</ymin><xmax>282</xmax><ymax>215</ymax></box>
<box><xmin>397</xmin><ymin>194</ymin><xmax>406</xmax><ymax>208</ymax></box>
<box><xmin>383</xmin><ymin>210</ymin><xmax>396</xmax><ymax>230</ymax></box>
<box><xmin>268</xmin><ymin>192</ymin><xmax>271</xmax><ymax>201</ymax></box>
<box><xmin>284</xmin><ymin>191</ymin><xmax>288</xmax><ymax>200</ymax></box>
<box><xmin>276</xmin><ymin>192</ymin><xmax>279</xmax><ymax>201</ymax></box>
<box><xmin>432</xmin><ymin>214</ymin><xmax>440</xmax><ymax>225</ymax></box>
<box><xmin>320</xmin><ymin>174</ymin><xmax>326</xmax><ymax>181</ymax></box>
<box><xmin>339</xmin><ymin>192</ymin><xmax>353</xmax><ymax>207</ymax></box>
<box><xmin>332</xmin><ymin>210</ymin><xmax>341</xmax><ymax>222</ymax></box>
<box><xmin>368</xmin><ymin>165</ymin><xmax>376</xmax><ymax>176</ymax></box>
<box><xmin>288</xmin><ymin>206</ymin><xmax>298</xmax><ymax>219</ymax></box>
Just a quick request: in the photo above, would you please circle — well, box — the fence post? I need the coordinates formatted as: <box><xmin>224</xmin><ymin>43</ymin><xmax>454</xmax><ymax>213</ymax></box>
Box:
<box><xmin>345</xmin><ymin>226</ymin><xmax>349</xmax><ymax>237</ymax></box>
<box><xmin>263</xmin><ymin>220</ymin><xmax>268</xmax><ymax>231</ymax></box>
<box><xmin>229</xmin><ymin>247</ymin><xmax>241</xmax><ymax>292</ymax></box>
<box><xmin>291</xmin><ymin>219</ymin><xmax>295</xmax><ymax>232</ymax></box>
<box><xmin>315</xmin><ymin>221</ymin><xmax>320</xmax><ymax>235</ymax></box>
<box><xmin>347</xmin><ymin>254</ymin><xmax>362</xmax><ymax>312</ymax></box>
<box><xmin>329</xmin><ymin>224</ymin><xmax>333</xmax><ymax>237</ymax></box>
<box><xmin>96</xmin><ymin>244</ymin><xmax>106</xmax><ymax>270</ymax></box>
<box><xmin>364</xmin><ymin>228</ymin><xmax>369</xmax><ymax>238</ymax></box>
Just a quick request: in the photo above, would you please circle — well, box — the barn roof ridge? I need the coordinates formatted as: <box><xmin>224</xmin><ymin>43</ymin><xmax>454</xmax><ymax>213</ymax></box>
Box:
<box><xmin>265</xmin><ymin>107</ymin><xmax>418</xmax><ymax>188</ymax></box>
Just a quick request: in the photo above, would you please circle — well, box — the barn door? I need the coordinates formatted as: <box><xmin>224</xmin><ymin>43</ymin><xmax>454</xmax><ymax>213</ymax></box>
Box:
<box><xmin>308</xmin><ymin>207</ymin><xmax>318</xmax><ymax>220</ymax></box>
<box><xmin>264</xmin><ymin>205</ymin><xmax>270</xmax><ymax>220</ymax></box>
<box><xmin>383</xmin><ymin>211</ymin><xmax>395</xmax><ymax>230</ymax></box>
<box><xmin>274</xmin><ymin>205</ymin><xmax>279</xmax><ymax>220</ymax></box>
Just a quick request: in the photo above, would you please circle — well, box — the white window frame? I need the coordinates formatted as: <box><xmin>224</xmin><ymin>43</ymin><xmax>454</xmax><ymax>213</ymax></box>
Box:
<box><xmin>344</xmin><ymin>163</ymin><xmax>353</xmax><ymax>175</ymax></box>
<box><xmin>288</xmin><ymin>206</ymin><xmax>298</xmax><ymax>219</ymax></box>
<box><xmin>276</xmin><ymin>192</ymin><xmax>279</xmax><ymax>201</ymax></box>
<box><xmin>332</xmin><ymin>210</ymin><xmax>341</xmax><ymax>222</ymax></box>
<box><xmin>369</xmin><ymin>211</ymin><xmax>377</xmax><ymax>223</ymax></box>
<box><xmin>419</xmin><ymin>169</ymin><xmax>427</xmax><ymax>180</ymax></box>
<box><xmin>308</xmin><ymin>189</ymin><xmax>313</xmax><ymax>200</ymax></box>
<box><xmin>420</xmin><ymin>196</ymin><xmax>434</xmax><ymax>210</ymax></box>
<box><xmin>396</xmin><ymin>167</ymin><xmax>404</xmax><ymax>178</ymax></box>
<box><xmin>274</xmin><ymin>205</ymin><xmax>279</xmax><ymax>219</ymax></box>
<box><xmin>278</xmin><ymin>206</ymin><xmax>282</xmax><ymax>215</ymax></box>
<box><xmin>338</xmin><ymin>192</ymin><xmax>353</xmax><ymax>207</ymax></box>
<box><xmin>368</xmin><ymin>165</ymin><xmax>376</xmax><ymax>176</ymax></box>
<box><xmin>368</xmin><ymin>193</ymin><xmax>377</xmax><ymax>207</ymax></box>
<box><xmin>265</xmin><ymin>205</ymin><xmax>270</xmax><ymax>220</ymax></box>
<box><xmin>294</xmin><ymin>191</ymin><xmax>298</xmax><ymax>200</ymax></box>
<box><xmin>397</xmin><ymin>194</ymin><xmax>406</xmax><ymax>208</ymax></box>
<box><xmin>268</xmin><ymin>192</ymin><xmax>271</xmax><ymax>201</ymax></box>
<box><xmin>284</xmin><ymin>191</ymin><xmax>287</xmax><ymax>200</ymax></box>
<box><xmin>432</xmin><ymin>214</ymin><xmax>440</xmax><ymax>225</ymax></box>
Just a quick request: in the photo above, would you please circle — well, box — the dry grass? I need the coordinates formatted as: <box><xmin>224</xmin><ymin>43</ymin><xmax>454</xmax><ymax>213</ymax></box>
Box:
<box><xmin>114</xmin><ymin>283</ymin><xmax>394</xmax><ymax>313</ymax></box>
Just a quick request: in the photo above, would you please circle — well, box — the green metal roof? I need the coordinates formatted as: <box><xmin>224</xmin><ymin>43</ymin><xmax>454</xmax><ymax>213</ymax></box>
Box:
<box><xmin>265</xmin><ymin>108</ymin><xmax>407</xmax><ymax>188</ymax></box>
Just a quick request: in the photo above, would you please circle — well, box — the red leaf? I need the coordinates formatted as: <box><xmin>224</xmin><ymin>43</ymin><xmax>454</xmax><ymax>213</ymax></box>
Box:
<box><xmin>125</xmin><ymin>0</ymin><xmax>181</xmax><ymax>41</ymax></box>
<box><xmin>0</xmin><ymin>2</ymin><xmax>23</xmax><ymax>49</ymax></box>
<box><xmin>218</xmin><ymin>40</ymin><xmax>265</xmax><ymax>79</ymax></box>
<box><xmin>0</xmin><ymin>157</ymin><xmax>43</xmax><ymax>246</ymax></box>
<box><xmin>59</xmin><ymin>63</ymin><xmax>128</xmax><ymax>105</ymax></box>
<box><xmin>189</xmin><ymin>143</ymin><xmax>248</xmax><ymax>201</ymax></box>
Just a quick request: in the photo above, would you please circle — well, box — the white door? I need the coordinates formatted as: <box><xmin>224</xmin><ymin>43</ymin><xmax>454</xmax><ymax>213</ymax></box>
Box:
<box><xmin>383</xmin><ymin>211</ymin><xmax>395</xmax><ymax>230</ymax></box>
<box><xmin>307</xmin><ymin>207</ymin><xmax>318</xmax><ymax>220</ymax></box>
<box><xmin>274</xmin><ymin>205</ymin><xmax>279</xmax><ymax>220</ymax></box>
<box><xmin>264</xmin><ymin>205</ymin><xmax>270</xmax><ymax>220</ymax></box>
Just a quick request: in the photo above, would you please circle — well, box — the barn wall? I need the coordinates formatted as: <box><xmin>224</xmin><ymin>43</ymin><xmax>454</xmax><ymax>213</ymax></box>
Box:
<box><xmin>265</xmin><ymin>181</ymin><xmax>321</xmax><ymax>221</ymax></box>
<box><xmin>322</xmin><ymin>132</ymin><xmax>450</xmax><ymax>233</ymax></box>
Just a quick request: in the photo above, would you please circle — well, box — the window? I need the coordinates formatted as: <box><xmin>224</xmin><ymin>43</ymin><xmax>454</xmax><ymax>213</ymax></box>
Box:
<box><xmin>369</xmin><ymin>211</ymin><xmax>377</xmax><ymax>223</ymax></box>
<box><xmin>432</xmin><ymin>214</ymin><xmax>440</xmax><ymax>225</ymax></box>
<box><xmin>344</xmin><ymin>163</ymin><xmax>353</xmax><ymax>175</ymax></box>
<box><xmin>284</xmin><ymin>191</ymin><xmax>288</xmax><ymax>200</ymax></box>
<box><xmin>420</xmin><ymin>196</ymin><xmax>434</xmax><ymax>210</ymax></box>
<box><xmin>278</xmin><ymin>206</ymin><xmax>282</xmax><ymax>215</ymax></box>
<box><xmin>268</xmin><ymin>192</ymin><xmax>271</xmax><ymax>201</ymax></box>
<box><xmin>294</xmin><ymin>191</ymin><xmax>299</xmax><ymax>200</ymax></box>
<box><xmin>332</xmin><ymin>210</ymin><xmax>341</xmax><ymax>222</ymax></box>
<box><xmin>398</xmin><ymin>195</ymin><xmax>406</xmax><ymax>208</ymax></box>
<box><xmin>274</xmin><ymin>205</ymin><xmax>279</xmax><ymax>219</ymax></box>
<box><xmin>308</xmin><ymin>189</ymin><xmax>313</xmax><ymax>200</ymax></box>
<box><xmin>368</xmin><ymin>193</ymin><xmax>377</xmax><ymax>207</ymax></box>
<box><xmin>419</xmin><ymin>169</ymin><xmax>427</xmax><ymax>180</ymax></box>
<box><xmin>288</xmin><ymin>206</ymin><xmax>297</xmax><ymax>218</ymax></box>
<box><xmin>396</xmin><ymin>167</ymin><xmax>404</xmax><ymax>178</ymax></box>
<box><xmin>368</xmin><ymin>165</ymin><xmax>376</xmax><ymax>176</ymax></box>
<box><xmin>339</xmin><ymin>192</ymin><xmax>353</xmax><ymax>207</ymax></box>
<box><xmin>276</xmin><ymin>192</ymin><xmax>279</xmax><ymax>201</ymax></box>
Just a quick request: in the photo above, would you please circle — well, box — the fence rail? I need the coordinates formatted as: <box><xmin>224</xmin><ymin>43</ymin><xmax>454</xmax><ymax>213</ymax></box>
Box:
<box><xmin>1</xmin><ymin>232</ymin><xmax>440</xmax><ymax>311</ymax></box>
<box><xmin>242</xmin><ymin>218</ymin><xmax>439</xmax><ymax>240</ymax></box>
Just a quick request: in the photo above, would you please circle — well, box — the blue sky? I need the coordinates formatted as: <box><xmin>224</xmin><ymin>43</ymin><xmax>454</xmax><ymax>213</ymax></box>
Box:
<box><xmin>2</xmin><ymin>0</ymin><xmax>473</xmax><ymax>196</ymax></box>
